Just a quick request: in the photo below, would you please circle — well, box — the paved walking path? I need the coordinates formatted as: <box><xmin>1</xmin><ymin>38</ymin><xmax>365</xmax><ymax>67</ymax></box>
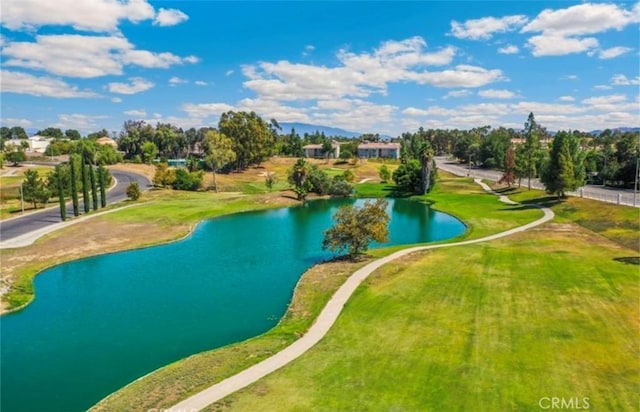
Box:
<box><xmin>169</xmin><ymin>179</ymin><xmax>554</xmax><ymax>411</ymax></box>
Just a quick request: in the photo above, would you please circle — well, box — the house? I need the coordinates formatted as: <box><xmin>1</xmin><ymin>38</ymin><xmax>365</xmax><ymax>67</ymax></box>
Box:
<box><xmin>96</xmin><ymin>136</ymin><xmax>118</xmax><ymax>149</ymax></box>
<box><xmin>5</xmin><ymin>136</ymin><xmax>52</xmax><ymax>153</ymax></box>
<box><xmin>357</xmin><ymin>142</ymin><xmax>400</xmax><ymax>159</ymax></box>
<box><xmin>303</xmin><ymin>141</ymin><xmax>341</xmax><ymax>159</ymax></box>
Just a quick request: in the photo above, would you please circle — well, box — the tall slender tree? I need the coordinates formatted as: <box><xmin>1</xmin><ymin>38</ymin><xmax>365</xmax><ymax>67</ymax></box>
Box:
<box><xmin>97</xmin><ymin>165</ymin><xmax>108</xmax><ymax>208</ymax></box>
<box><xmin>69</xmin><ymin>155</ymin><xmax>80</xmax><ymax>216</ymax></box>
<box><xmin>90</xmin><ymin>166</ymin><xmax>98</xmax><ymax>210</ymax></box>
<box><xmin>56</xmin><ymin>165</ymin><xmax>67</xmax><ymax>221</ymax></box>
<box><xmin>81</xmin><ymin>162</ymin><xmax>90</xmax><ymax>213</ymax></box>
<box><xmin>523</xmin><ymin>112</ymin><xmax>541</xmax><ymax>190</ymax></box>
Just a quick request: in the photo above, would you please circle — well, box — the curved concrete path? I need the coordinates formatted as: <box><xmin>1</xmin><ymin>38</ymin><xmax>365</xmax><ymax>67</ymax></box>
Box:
<box><xmin>169</xmin><ymin>179</ymin><xmax>554</xmax><ymax>411</ymax></box>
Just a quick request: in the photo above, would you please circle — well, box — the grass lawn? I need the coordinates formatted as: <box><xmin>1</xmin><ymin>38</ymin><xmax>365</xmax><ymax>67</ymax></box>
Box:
<box><xmin>0</xmin><ymin>166</ymin><xmax>54</xmax><ymax>219</ymax></box>
<box><xmin>208</xmin><ymin>225</ymin><xmax>639</xmax><ymax>411</ymax></box>
<box><xmin>90</xmin><ymin>174</ymin><xmax>545</xmax><ymax>411</ymax></box>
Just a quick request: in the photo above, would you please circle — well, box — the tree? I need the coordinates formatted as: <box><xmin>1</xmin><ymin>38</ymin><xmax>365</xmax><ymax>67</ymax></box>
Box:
<box><xmin>522</xmin><ymin>112</ymin><xmax>541</xmax><ymax>190</ymax></box>
<box><xmin>321</xmin><ymin>140</ymin><xmax>335</xmax><ymax>160</ymax></box>
<box><xmin>65</xmin><ymin>129</ymin><xmax>82</xmax><ymax>140</ymax></box>
<box><xmin>393</xmin><ymin>159</ymin><xmax>421</xmax><ymax>192</ymax></box>
<box><xmin>499</xmin><ymin>146</ymin><xmax>516</xmax><ymax>187</ymax></box>
<box><xmin>141</xmin><ymin>141</ymin><xmax>158</xmax><ymax>164</ymax></box>
<box><xmin>288</xmin><ymin>158</ymin><xmax>313</xmax><ymax>201</ymax></box>
<box><xmin>322</xmin><ymin>199</ymin><xmax>390</xmax><ymax>259</ymax></box>
<box><xmin>540</xmin><ymin>131</ymin><xmax>583</xmax><ymax>197</ymax></box>
<box><xmin>81</xmin><ymin>163</ymin><xmax>90</xmax><ymax>213</ymax></box>
<box><xmin>202</xmin><ymin>130</ymin><xmax>236</xmax><ymax>192</ymax></box>
<box><xmin>10</xmin><ymin>126</ymin><xmax>28</xmax><ymax>140</ymax></box>
<box><xmin>265</xmin><ymin>172</ymin><xmax>277</xmax><ymax>192</ymax></box>
<box><xmin>37</xmin><ymin>127</ymin><xmax>63</xmax><ymax>139</ymax></box>
<box><xmin>218</xmin><ymin>111</ymin><xmax>275</xmax><ymax>170</ymax></box>
<box><xmin>97</xmin><ymin>165</ymin><xmax>109</xmax><ymax>208</ymax></box>
<box><xmin>22</xmin><ymin>169</ymin><xmax>50</xmax><ymax>209</ymax></box>
<box><xmin>126</xmin><ymin>182</ymin><xmax>141</xmax><ymax>200</ymax></box>
<box><xmin>55</xmin><ymin>165</ymin><xmax>67</xmax><ymax>221</ymax></box>
<box><xmin>6</xmin><ymin>149</ymin><xmax>27</xmax><ymax>165</ymax></box>
<box><xmin>69</xmin><ymin>155</ymin><xmax>80</xmax><ymax>216</ymax></box>
<box><xmin>379</xmin><ymin>165</ymin><xmax>391</xmax><ymax>182</ymax></box>
<box><xmin>90</xmin><ymin>166</ymin><xmax>98</xmax><ymax>210</ymax></box>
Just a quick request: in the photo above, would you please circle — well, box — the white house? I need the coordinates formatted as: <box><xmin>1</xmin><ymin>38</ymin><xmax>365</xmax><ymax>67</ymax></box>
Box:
<box><xmin>303</xmin><ymin>141</ymin><xmax>341</xmax><ymax>159</ymax></box>
<box><xmin>4</xmin><ymin>136</ymin><xmax>52</xmax><ymax>153</ymax></box>
<box><xmin>357</xmin><ymin>142</ymin><xmax>400</xmax><ymax>159</ymax></box>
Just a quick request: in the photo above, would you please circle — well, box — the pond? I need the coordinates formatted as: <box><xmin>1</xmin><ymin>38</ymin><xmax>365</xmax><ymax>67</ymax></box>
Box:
<box><xmin>0</xmin><ymin>198</ymin><xmax>465</xmax><ymax>412</ymax></box>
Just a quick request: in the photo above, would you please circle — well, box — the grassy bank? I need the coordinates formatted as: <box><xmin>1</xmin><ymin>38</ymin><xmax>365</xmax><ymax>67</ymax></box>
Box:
<box><xmin>213</xmin><ymin>223</ymin><xmax>638</xmax><ymax>411</ymax></box>
<box><xmin>90</xmin><ymin>174</ymin><xmax>543</xmax><ymax>411</ymax></box>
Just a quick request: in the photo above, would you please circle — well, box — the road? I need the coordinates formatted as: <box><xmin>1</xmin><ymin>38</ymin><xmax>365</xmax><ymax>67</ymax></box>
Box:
<box><xmin>435</xmin><ymin>157</ymin><xmax>639</xmax><ymax>207</ymax></box>
<box><xmin>0</xmin><ymin>169</ymin><xmax>151</xmax><ymax>242</ymax></box>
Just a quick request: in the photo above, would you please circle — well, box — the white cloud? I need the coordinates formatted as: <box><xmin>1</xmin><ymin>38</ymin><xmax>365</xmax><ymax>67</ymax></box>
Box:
<box><xmin>303</xmin><ymin>44</ymin><xmax>315</xmax><ymax>56</ymax></box>
<box><xmin>563</xmin><ymin>74</ymin><xmax>578</xmax><ymax>80</ymax></box>
<box><xmin>2</xmin><ymin>34</ymin><xmax>199</xmax><ymax>78</ymax></box>
<box><xmin>594</xmin><ymin>84</ymin><xmax>612</xmax><ymax>90</ymax></box>
<box><xmin>1</xmin><ymin>118</ymin><xmax>32</xmax><ymax>127</ymax></box>
<box><xmin>194</xmin><ymin>80</ymin><xmax>208</xmax><ymax>86</ymax></box>
<box><xmin>522</xmin><ymin>3</ymin><xmax>639</xmax><ymax>57</ymax></box>
<box><xmin>169</xmin><ymin>76</ymin><xmax>188</xmax><ymax>86</ymax></box>
<box><xmin>450</xmin><ymin>15</ymin><xmax>528</xmax><ymax>40</ymax></box>
<box><xmin>153</xmin><ymin>8</ymin><xmax>188</xmax><ymax>26</ymax></box>
<box><xmin>124</xmin><ymin>109</ymin><xmax>147</xmax><ymax>117</ymax></box>
<box><xmin>181</xmin><ymin>102</ymin><xmax>236</xmax><ymax>119</ymax></box>
<box><xmin>611</xmin><ymin>74</ymin><xmax>640</xmax><ymax>86</ymax></box>
<box><xmin>402</xmin><ymin>107</ymin><xmax>431</xmax><ymax>116</ymax></box>
<box><xmin>0</xmin><ymin>0</ymin><xmax>155</xmax><ymax>32</ymax></box>
<box><xmin>108</xmin><ymin>77</ymin><xmax>154</xmax><ymax>94</ymax></box>
<box><xmin>598</xmin><ymin>46</ymin><xmax>632</xmax><ymax>59</ymax></box>
<box><xmin>54</xmin><ymin>113</ymin><xmax>108</xmax><ymax>132</ymax></box>
<box><xmin>497</xmin><ymin>44</ymin><xmax>519</xmax><ymax>54</ymax></box>
<box><xmin>1</xmin><ymin>70</ymin><xmax>98</xmax><ymax>97</ymax></box>
<box><xmin>241</xmin><ymin>37</ymin><xmax>503</xmax><ymax>102</ymax></box>
<box><xmin>444</xmin><ymin>90</ymin><xmax>472</xmax><ymax>99</ymax></box>
<box><xmin>225</xmin><ymin>70</ymin><xmax>234</xmax><ymax>76</ymax></box>
<box><xmin>111</xmin><ymin>97</ymin><xmax>122</xmax><ymax>103</ymax></box>
<box><xmin>522</xmin><ymin>3</ymin><xmax>639</xmax><ymax>37</ymax></box>
<box><xmin>558</xmin><ymin>96</ymin><xmax>575</xmax><ymax>102</ymax></box>
<box><xmin>478</xmin><ymin>89</ymin><xmax>517</xmax><ymax>99</ymax></box>
<box><xmin>527</xmin><ymin>35</ymin><xmax>598</xmax><ymax>57</ymax></box>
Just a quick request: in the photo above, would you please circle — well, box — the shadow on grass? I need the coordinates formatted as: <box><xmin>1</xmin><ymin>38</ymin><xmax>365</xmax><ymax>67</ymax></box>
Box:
<box><xmin>518</xmin><ymin>196</ymin><xmax>565</xmax><ymax>207</ymax></box>
<box><xmin>493</xmin><ymin>187</ymin><xmax>519</xmax><ymax>194</ymax></box>
<box><xmin>613</xmin><ymin>256</ymin><xmax>640</xmax><ymax>265</ymax></box>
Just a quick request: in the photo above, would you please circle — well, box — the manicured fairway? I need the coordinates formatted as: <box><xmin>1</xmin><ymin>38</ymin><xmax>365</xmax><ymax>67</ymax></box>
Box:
<box><xmin>209</xmin><ymin>224</ymin><xmax>638</xmax><ymax>411</ymax></box>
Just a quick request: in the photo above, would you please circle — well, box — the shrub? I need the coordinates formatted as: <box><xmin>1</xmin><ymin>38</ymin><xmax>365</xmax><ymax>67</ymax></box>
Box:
<box><xmin>173</xmin><ymin>169</ymin><xmax>203</xmax><ymax>191</ymax></box>
<box><xmin>329</xmin><ymin>179</ymin><xmax>354</xmax><ymax>197</ymax></box>
<box><xmin>126</xmin><ymin>182</ymin><xmax>141</xmax><ymax>200</ymax></box>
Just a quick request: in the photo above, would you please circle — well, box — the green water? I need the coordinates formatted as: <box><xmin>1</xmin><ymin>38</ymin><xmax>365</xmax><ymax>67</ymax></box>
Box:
<box><xmin>0</xmin><ymin>198</ymin><xmax>465</xmax><ymax>412</ymax></box>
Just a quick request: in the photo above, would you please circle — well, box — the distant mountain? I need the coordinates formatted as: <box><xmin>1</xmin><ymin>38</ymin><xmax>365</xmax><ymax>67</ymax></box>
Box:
<box><xmin>278</xmin><ymin>122</ymin><xmax>362</xmax><ymax>138</ymax></box>
<box><xmin>587</xmin><ymin>127</ymin><xmax>640</xmax><ymax>136</ymax></box>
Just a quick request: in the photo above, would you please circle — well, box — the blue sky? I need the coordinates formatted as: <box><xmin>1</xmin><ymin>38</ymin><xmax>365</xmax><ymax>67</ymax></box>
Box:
<box><xmin>1</xmin><ymin>1</ymin><xmax>638</xmax><ymax>136</ymax></box>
